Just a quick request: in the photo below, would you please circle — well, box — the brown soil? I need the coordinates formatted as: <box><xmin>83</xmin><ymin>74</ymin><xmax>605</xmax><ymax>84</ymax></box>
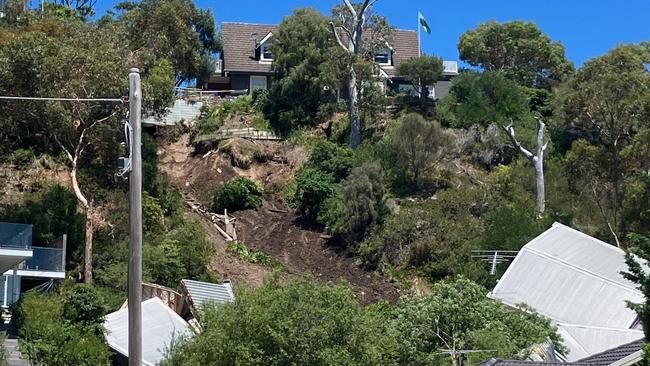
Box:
<box><xmin>1</xmin><ymin>158</ymin><xmax>71</xmax><ymax>205</ymax></box>
<box><xmin>159</xmin><ymin>134</ymin><xmax>402</xmax><ymax>304</ymax></box>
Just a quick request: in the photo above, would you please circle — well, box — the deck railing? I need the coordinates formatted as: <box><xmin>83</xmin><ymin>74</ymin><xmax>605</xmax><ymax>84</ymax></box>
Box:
<box><xmin>0</xmin><ymin>223</ymin><xmax>32</xmax><ymax>250</ymax></box>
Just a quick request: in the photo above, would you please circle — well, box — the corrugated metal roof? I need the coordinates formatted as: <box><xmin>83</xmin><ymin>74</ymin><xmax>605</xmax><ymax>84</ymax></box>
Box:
<box><xmin>104</xmin><ymin>297</ymin><xmax>193</xmax><ymax>366</ymax></box>
<box><xmin>181</xmin><ymin>279</ymin><xmax>235</xmax><ymax>311</ymax></box>
<box><xmin>490</xmin><ymin>222</ymin><xmax>644</xmax><ymax>362</ymax></box>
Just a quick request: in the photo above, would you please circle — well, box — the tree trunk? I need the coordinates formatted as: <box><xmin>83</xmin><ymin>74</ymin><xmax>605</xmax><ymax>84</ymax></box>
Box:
<box><xmin>419</xmin><ymin>81</ymin><xmax>428</xmax><ymax>114</ymax></box>
<box><xmin>534</xmin><ymin>120</ymin><xmax>546</xmax><ymax>215</ymax></box>
<box><xmin>83</xmin><ymin>205</ymin><xmax>94</xmax><ymax>284</ymax></box>
<box><xmin>503</xmin><ymin>119</ymin><xmax>547</xmax><ymax>215</ymax></box>
<box><xmin>70</xmin><ymin>162</ymin><xmax>94</xmax><ymax>283</ymax></box>
<box><xmin>349</xmin><ymin>67</ymin><xmax>361</xmax><ymax>149</ymax></box>
<box><xmin>533</xmin><ymin>156</ymin><xmax>545</xmax><ymax>214</ymax></box>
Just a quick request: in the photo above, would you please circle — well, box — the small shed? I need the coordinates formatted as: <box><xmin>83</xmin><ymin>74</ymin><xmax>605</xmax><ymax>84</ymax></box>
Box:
<box><xmin>180</xmin><ymin>279</ymin><xmax>235</xmax><ymax>316</ymax></box>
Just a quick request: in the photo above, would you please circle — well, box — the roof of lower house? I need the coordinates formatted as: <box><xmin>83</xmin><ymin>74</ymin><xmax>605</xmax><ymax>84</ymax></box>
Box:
<box><xmin>489</xmin><ymin>222</ymin><xmax>645</xmax><ymax>362</ymax></box>
<box><xmin>220</xmin><ymin>21</ymin><xmax>419</xmax><ymax>77</ymax></box>
<box><xmin>576</xmin><ymin>338</ymin><xmax>644</xmax><ymax>366</ymax></box>
<box><xmin>475</xmin><ymin>339</ymin><xmax>645</xmax><ymax>366</ymax></box>
<box><xmin>181</xmin><ymin>279</ymin><xmax>236</xmax><ymax>311</ymax></box>
<box><xmin>475</xmin><ymin>359</ymin><xmax>576</xmax><ymax>366</ymax></box>
<box><xmin>104</xmin><ymin>297</ymin><xmax>193</xmax><ymax>366</ymax></box>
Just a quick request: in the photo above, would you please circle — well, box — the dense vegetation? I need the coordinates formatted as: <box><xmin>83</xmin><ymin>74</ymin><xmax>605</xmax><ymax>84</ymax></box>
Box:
<box><xmin>163</xmin><ymin>277</ymin><xmax>561</xmax><ymax>366</ymax></box>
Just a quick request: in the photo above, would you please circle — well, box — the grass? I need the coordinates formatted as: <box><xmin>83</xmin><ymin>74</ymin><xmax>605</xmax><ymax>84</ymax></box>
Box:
<box><xmin>226</xmin><ymin>240</ymin><xmax>285</xmax><ymax>270</ymax></box>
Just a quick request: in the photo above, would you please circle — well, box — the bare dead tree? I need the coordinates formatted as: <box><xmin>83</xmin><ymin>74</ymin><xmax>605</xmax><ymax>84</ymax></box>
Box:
<box><xmin>53</xmin><ymin>109</ymin><xmax>118</xmax><ymax>283</ymax></box>
<box><xmin>330</xmin><ymin>0</ymin><xmax>379</xmax><ymax>149</ymax></box>
<box><xmin>55</xmin><ymin>0</ymin><xmax>97</xmax><ymax>16</ymax></box>
<box><xmin>501</xmin><ymin>117</ymin><xmax>548</xmax><ymax>214</ymax></box>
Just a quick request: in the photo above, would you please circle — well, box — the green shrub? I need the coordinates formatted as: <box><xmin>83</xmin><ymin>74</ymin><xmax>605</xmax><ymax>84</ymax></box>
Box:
<box><xmin>293</xmin><ymin>167</ymin><xmax>336</xmax><ymax>222</ymax></box>
<box><xmin>358</xmin><ymin>186</ymin><xmax>490</xmax><ymax>282</ymax></box>
<box><xmin>12</xmin><ymin>148</ymin><xmax>34</xmax><ymax>166</ymax></box>
<box><xmin>14</xmin><ymin>291</ymin><xmax>111</xmax><ymax>366</ymax></box>
<box><xmin>212</xmin><ymin>177</ymin><xmax>263</xmax><ymax>212</ymax></box>
<box><xmin>306</xmin><ymin>140</ymin><xmax>354</xmax><ymax>181</ymax></box>
<box><xmin>318</xmin><ymin>163</ymin><xmax>387</xmax><ymax>246</ymax></box>
<box><xmin>226</xmin><ymin>240</ymin><xmax>282</xmax><ymax>269</ymax></box>
<box><xmin>252</xmin><ymin>89</ymin><xmax>270</xmax><ymax>112</ymax></box>
<box><xmin>195</xmin><ymin>96</ymin><xmax>254</xmax><ymax>137</ymax></box>
<box><xmin>61</xmin><ymin>285</ymin><xmax>108</xmax><ymax>336</ymax></box>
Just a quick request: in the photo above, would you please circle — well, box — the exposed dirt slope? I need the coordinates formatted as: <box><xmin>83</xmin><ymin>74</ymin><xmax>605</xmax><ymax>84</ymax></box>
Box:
<box><xmin>159</xmin><ymin>135</ymin><xmax>401</xmax><ymax>303</ymax></box>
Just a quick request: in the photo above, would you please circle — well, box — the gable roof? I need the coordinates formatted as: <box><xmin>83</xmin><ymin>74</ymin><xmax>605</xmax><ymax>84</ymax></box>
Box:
<box><xmin>576</xmin><ymin>338</ymin><xmax>644</xmax><ymax>366</ymax></box>
<box><xmin>489</xmin><ymin>222</ymin><xmax>645</xmax><ymax>361</ymax></box>
<box><xmin>382</xmin><ymin>29</ymin><xmax>418</xmax><ymax>78</ymax></box>
<box><xmin>475</xmin><ymin>339</ymin><xmax>645</xmax><ymax>366</ymax></box>
<box><xmin>220</xmin><ymin>21</ymin><xmax>420</xmax><ymax>77</ymax></box>
<box><xmin>181</xmin><ymin>279</ymin><xmax>235</xmax><ymax>311</ymax></box>
<box><xmin>104</xmin><ymin>297</ymin><xmax>193</xmax><ymax>366</ymax></box>
<box><xmin>475</xmin><ymin>359</ymin><xmax>577</xmax><ymax>366</ymax></box>
<box><xmin>221</xmin><ymin>22</ymin><xmax>277</xmax><ymax>74</ymax></box>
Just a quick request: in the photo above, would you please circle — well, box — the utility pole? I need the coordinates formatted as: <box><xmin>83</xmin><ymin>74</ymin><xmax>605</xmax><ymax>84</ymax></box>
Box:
<box><xmin>128</xmin><ymin>68</ymin><xmax>143</xmax><ymax>366</ymax></box>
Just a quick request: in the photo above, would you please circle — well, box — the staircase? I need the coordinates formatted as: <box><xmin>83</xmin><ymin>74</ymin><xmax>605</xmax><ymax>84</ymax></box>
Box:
<box><xmin>0</xmin><ymin>321</ymin><xmax>30</xmax><ymax>366</ymax></box>
<box><xmin>4</xmin><ymin>338</ymin><xmax>29</xmax><ymax>366</ymax></box>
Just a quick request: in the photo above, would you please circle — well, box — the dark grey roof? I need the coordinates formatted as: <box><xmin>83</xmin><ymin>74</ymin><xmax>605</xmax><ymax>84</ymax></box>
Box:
<box><xmin>475</xmin><ymin>359</ymin><xmax>578</xmax><ymax>366</ymax></box>
<box><xmin>220</xmin><ymin>22</ymin><xmax>419</xmax><ymax>78</ymax></box>
<box><xmin>576</xmin><ymin>338</ymin><xmax>644</xmax><ymax>366</ymax></box>
<box><xmin>381</xmin><ymin>29</ymin><xmax>419</xmax><ymax>78</ymax></box>
<box><xmin>475</xmin><ymin>339</ymin><xmax>645</xmax><ymax>366</ymax></box>
<box><xmin>181</xmin><ymin>279</ymin><xmax>235</xmax><ymax>310</ymax></box>
<box><xmin>221</xmin><ymin>22</ymin><xmax>276</xmax><ymax>74</ymax></box>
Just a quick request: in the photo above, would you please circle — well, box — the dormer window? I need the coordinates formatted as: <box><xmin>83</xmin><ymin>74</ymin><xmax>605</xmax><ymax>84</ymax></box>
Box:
<box><xmin>257</xmin><ymin>32</ymin><xmax>273</xmax><ymax>62</ymax></box>
<box><xmin>261</xmin><ymin>44</ymin><xmax>272</xmax><ymax>61</ymax></box>
<box><xmin>374</xmin><ymin>50</ymin><xmax>392</xmax><ymax>66</ymax></box>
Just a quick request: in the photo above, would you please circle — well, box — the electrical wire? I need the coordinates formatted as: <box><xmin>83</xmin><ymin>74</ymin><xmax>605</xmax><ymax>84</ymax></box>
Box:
<box><xmin>0</xmin><ymin>96</ymin><xmax>126</xmax><ymax>103</ymax></box>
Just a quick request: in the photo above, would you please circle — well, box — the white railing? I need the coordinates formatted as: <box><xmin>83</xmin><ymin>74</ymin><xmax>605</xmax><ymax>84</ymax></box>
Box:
<box><xmin>443</xmin><ymin>61</ymin><xmax>459</xmax><ymax>75</ymax></box>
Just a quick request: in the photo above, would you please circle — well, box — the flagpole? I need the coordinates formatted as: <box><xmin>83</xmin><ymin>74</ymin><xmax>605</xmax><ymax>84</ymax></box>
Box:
<box><xmin>418</xmin><ymin>11</ymin><xmax>421</xmax><ymax>56</ymax></box>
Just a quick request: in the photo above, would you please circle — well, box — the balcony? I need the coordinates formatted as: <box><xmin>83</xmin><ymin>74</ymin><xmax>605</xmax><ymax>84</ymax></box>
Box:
<box><xmin>14</xmin><ymin>246</ymin><xmax>65</xmax><ymax>278</ymax></box>
<box><xmin>0</xmin><ymin>223</ymin><xmax>33</xmax><ymax>273</ymax></box>
<box><xmin>443</xmin><ymin>61</ymin><xmax>459</xmax><ymax>76</ymax></box>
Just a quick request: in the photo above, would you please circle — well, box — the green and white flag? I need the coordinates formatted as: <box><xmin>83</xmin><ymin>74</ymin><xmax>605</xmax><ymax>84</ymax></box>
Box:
<box><xmin>418</xmin><ymin>11</ymin><xmax>431</xmax><ymax>34</ymax></box>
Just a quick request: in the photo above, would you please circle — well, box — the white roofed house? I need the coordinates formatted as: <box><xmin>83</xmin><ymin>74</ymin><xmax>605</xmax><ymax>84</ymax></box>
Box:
<box><xmin>489</xmin><ymin>222</ymin><xmax>645</xmax><ymax>362</ymax></box>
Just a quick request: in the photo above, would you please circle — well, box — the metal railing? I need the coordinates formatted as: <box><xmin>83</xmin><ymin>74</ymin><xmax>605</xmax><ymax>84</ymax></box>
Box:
<box><xmin>19</xmin><ymin>247</ymin><xmax>64</xmax><ymax>272</ymax></box>
<box><xmin>174</xmin><ymin>87</ymin><xmax>249</xmax><ymax>102</ymax></box>
<box><xmin>0</xmin><ymin>223</ymin><xmax>32</xmax><ymax>250</ymax></box>
<box><xmin>194</xmin><ymin>127</ymin><xmax>281</xmax><ymax>144</ymax></box>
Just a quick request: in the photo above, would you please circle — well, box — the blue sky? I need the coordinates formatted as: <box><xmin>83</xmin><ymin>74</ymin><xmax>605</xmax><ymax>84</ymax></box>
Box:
<box><xmin>95</xmin><ymin>0</ymin><xmax>649</xmax><ymax>67</ymax></box>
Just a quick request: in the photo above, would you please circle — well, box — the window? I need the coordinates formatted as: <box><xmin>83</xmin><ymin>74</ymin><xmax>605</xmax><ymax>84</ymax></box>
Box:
<box><xmin>262</xmin><ymin>45</ymin><xmax>272</xmax><ymax>60</ymax></box>
<box><xmin>250</xmin><ymin>75</ymin><xmax>267</xmax><ymax>93</ymax></box>
<box><xmin>374</xmin><ymin>50</ymin><xmax>391</xmax><ymax>65</ymax></box>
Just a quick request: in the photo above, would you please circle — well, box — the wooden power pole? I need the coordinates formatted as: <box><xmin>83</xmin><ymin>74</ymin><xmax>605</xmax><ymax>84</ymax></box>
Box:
<box><xmin>128</xmin><ymin>68</ymin><xmax>143</xmax><ymax>366</ymax></box>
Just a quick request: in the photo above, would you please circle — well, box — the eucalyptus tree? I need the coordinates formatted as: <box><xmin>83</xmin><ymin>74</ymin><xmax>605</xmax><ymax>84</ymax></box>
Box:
<box><xmin>0</xmin><ymin>19</ymin><xmax>174</xmax><ymax>282</ymax></box>
<box><xmin>330</xmin><ymin>0</ymin><xmax>392</xmax><ymax>148</ymax></box>
<box><xmin>444</xmin><ymin>71</ymin><xmax>549</xmax><ymax>214</ymax></box>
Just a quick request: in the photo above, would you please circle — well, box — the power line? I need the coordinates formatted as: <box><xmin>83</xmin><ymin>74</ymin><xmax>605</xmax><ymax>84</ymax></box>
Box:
<box><xmin>0</xmin><ymin>96</ymin><xmax>126</xmax><ymax>103</ymax></box>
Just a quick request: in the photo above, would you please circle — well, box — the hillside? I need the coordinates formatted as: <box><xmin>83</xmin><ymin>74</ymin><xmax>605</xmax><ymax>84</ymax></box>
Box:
<box><xmin>159</xmin><ymin>134</ymin><xmax>402</xmax><ymax>303</ymax></box>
